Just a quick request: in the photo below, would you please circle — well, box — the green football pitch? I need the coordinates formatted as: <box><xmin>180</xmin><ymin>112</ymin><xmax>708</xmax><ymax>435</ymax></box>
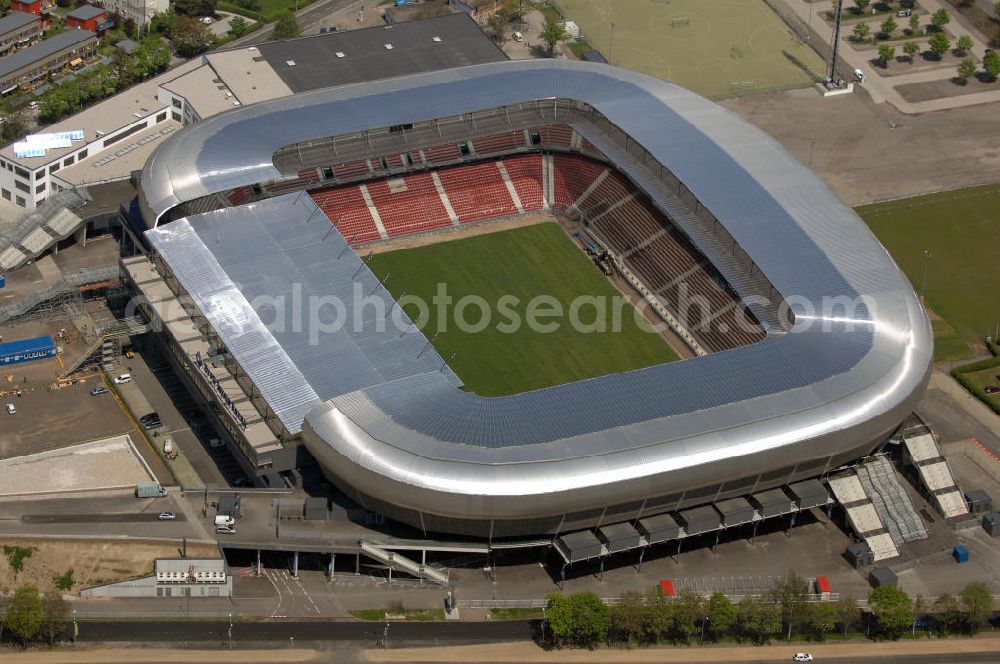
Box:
<box><xmin>857</xmin><ymin>183</ymin><xmax>1000</xmax><ymax>362</ymax></box>
<box><xmin>553</xmin><ymin>0</ymin><xmax>826</xmax><ymax>98</ymax></box>
<box><xmin>367</xmin><ymin>223</ymin><xmax>679</xmax><ymax>396</ymax></box>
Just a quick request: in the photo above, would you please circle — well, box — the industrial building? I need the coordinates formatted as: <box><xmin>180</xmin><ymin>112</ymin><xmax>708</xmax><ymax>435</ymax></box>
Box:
<box><xmin>129</xmin><ymin>57</ymin><xmax>932</xmax><ymax>541</ymax></box>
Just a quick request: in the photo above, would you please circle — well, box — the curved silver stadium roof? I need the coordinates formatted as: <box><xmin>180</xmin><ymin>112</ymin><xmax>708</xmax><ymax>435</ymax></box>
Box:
<box><xmin>141</xmin><ymin>60</ymin><xmax>932</xmax><ymax>531</ymax></box>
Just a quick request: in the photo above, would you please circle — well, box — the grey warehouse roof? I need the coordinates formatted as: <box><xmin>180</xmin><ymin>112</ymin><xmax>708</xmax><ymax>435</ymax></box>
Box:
<box><xmin>140</xmin><ymin>60</ymin><xmax>932</xmax><ymax>517</ymax></box>
<box><xmin>255</xmin><ymin>13</ymin><xmax>506</xmax><ymax>94</ymax></box>
<box><xmin>145</xmin><ymin>195</ymin><xmax>458</xmax><ymax>434</ymax></box>
<box><xmin>0</xmin><ymin>29</ymin><xmax>95</xmax><ymax>80</ymax></box>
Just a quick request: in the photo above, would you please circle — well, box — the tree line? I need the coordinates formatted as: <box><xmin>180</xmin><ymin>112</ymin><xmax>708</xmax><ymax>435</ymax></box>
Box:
<box><xmin>1</xmin><ymin>586</ymin><xmax>70</xmax><ymax>649</ymax></box>
<box><xmin>541</xmin><ymin>574</ymin><xmax>994</xmax><ymax>649</ymax></box>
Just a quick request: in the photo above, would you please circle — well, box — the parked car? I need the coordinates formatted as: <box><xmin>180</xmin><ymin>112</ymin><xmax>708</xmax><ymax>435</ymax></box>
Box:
<box><xmin>208</xmin><ymin>438</ymin><xmax>225</xmax><ymax>448</ymax></box>
<box><xmin>142</xmin><ymin>418</ymin><xmax>162</xmax><ymax>430</ymax></box>
<box><xmin>5</xmin><ymin>403</ymin><xmax>15</xmax><ymax>415</ymax></box>
<box><xmin>793</xmin><ymin>655</ymin><xmax>814</xmax><ymax>663</ymax></box>
<box><xmin>216</xmin><ymin>525</ymin><xmax>236</xmax><ymax>534</ymax></box>
<box><xmin>897</xmin><ymin>8</ymin><xmax>912</xmax><ymax>17</ymax></box>
<box><xmin>140</xmin><ymin>411</ymin><xmax>160</xmax><ymax>424</ymax></box>
<box><xmin>90</xmin><ymin>385</ymin><xmax>109</xmax><ymax>396</ymax></box>
<box><xmin>114</xmin><ymin>373</ymin><xmax>132</xmax><ymax>384</ymax></box>
<box><xmin>157</xmin><ymin>512</ymin><xmax>176</xmax><ymax>521</ymax></box>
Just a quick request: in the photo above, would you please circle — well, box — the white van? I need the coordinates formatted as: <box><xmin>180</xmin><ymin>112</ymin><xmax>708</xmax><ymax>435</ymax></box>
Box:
<box><xmin>513</xmin><ymin>31</ymin><xmax>523</xmax><ymax>42</ymax></box>
<box><xmin>854</xmin><ymin>68</ymin><xmax>865</xmax><ymax>83</ymax></box>
<box><xmin>114</xmin><ymin>373</ymin><xmax>132</xmax><ymax>384</ymax></box>
<box><xmin>5</xmin><ymin>403</ymin><xmax>15</xmax><ymax>415</ymax></box>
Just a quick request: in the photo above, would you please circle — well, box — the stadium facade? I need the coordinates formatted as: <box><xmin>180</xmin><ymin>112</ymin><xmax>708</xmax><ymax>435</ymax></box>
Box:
<box><xmin>136</xmin><ymin>60</ymin><xmax>932</xmax><ymax>539</ymax></box>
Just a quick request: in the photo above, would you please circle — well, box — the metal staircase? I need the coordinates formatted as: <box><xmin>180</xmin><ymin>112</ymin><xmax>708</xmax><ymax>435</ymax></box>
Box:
<box><xmin>857</xmin><ymin>455</ymin><xmax>927</xmax><ymax>545</ymax></box>
<box><xmin>0</xmin><ymin>264</ymin><xmax>119</xmax><ymax>325</ymax></box>
<box><xmin>59</xmin><ymin>316</ymin><xmax>149</xmax><ymax>377</ymax></box>
<box><xmin>359</xmin><ymin>541</ymin><xmax>450</xmax><ymax>586</ymax></box>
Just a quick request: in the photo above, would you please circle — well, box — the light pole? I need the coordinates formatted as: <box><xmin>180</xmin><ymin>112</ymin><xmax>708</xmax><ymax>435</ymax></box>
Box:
<box><xmin>384</xmin><ymin>620</ymin><xmax>390</xmax><ymax>650</ymax></box>
<box><xmin>808</xmin><ymin>136</ymin><xmax>816</xmax><ymax>168</ymax></box>
<box><xmin>72</xmin><ymin>609</ymin><xmax>78</xmax><ymax>643</ymax></box>
<box><xmin>609</xmin><ymin>21</ymin><xmax>615</xmax><ymax>64</ymax></box>
<box><xmin>920</xmin><ymin>250</ymin><xmax>931</xmax><ymax>303</ymax></box>
<box><xmin>228</xmin><ymin>613</ymin><xmax>233</xmax><ymax>650</ymax></box>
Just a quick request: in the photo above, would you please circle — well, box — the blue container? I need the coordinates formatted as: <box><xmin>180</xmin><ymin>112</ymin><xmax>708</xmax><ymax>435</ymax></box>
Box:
<box><xmin>0</xmin><ymin>274</ymin><xmax>5</xmax><ymax>289</ymax></box>
<box><xmin>953</xmin><ymin>544</ymin><xmax>969</xmax><ymax>563</ymax></box>
<box><xmin>0</xmin><ymin>336</ymin><xmax>57</xmax><ymax>367</ymax></box>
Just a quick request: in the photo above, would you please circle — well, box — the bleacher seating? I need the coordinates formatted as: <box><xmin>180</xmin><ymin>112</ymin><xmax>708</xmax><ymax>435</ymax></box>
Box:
<box><xmin>332</xmin><ymin>160</ymin><xmax>371</xmax><ymax>180</ymax></box>
<box><xmin>502</xmin><ymin>155</ymin><xmax>545</xmax><ymax>212</ymax></box>
<box><xmin>228</xmin><ymin>187</ymin><xmax>254</xmax><ymax>206</ymax></box>
<box><xmin>535</xmin><ymin>124</ymin><xmax>574</xmax><ymax>147</ymax></box>
<box><xmin>424</xmin><ymin>144</ymin><xmax>461</xmax><ymax>165</ymax></box>
<box><xmin>552</xmin><ymin>154</ymin><xmax>608</xmax><ymax>209</ymax></box>
<box><xmin>367</xmin><ymin>174</ymin><xmax>452</xmax><ymax>236</ymax></box>
<box><xmin>472</xmin><ymin>132</ymin><xmax>525</xmax><ymax>156</ymax></box>
<box><xmin>437</xmin><ymin>162</ymin><xmax>518</xmax><ymax>223</ymax></box>
<box><xmin>310</xmin><ymin>185</ymin><xmax>381</xmax><ymax>243</ymax></box>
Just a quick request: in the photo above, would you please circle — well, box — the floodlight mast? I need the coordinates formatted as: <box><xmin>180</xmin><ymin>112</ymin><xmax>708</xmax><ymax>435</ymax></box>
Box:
<box><xmin>826</xmin><ymin>0</ymin><xmax>846</xmax><ymax>85</ymax></box>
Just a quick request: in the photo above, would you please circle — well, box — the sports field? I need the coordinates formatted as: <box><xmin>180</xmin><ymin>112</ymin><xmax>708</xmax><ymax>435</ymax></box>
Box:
<box><xmin>553</xmin><ymin>0</ymin><xmax>825</xmax><ymax>98</ymax></box>
<box><xmin>856</xmin><ymin>183</ymin><xmax>1000</xmax><ymax>362</ymax></box>
<box><xmin>367</xmin><ymin>223</ymin><xmax>678</xmax><ymax>396</ymax></box>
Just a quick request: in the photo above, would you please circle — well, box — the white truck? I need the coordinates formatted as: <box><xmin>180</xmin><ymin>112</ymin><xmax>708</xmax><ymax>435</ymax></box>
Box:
<box><xmin>214</xmin><ymin>515</ymin><xmax>235</xmax><ymax>527</ymax></box>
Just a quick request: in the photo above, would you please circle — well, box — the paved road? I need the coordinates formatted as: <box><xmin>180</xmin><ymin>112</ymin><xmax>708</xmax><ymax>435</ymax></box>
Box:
<box><xmin>229</xmin><ymin>0</ymin><xmax>355</xmax><ymax>48</ymax></box>
<box><xmin>71</xmin><ymin>619</ymin><xmax>533</xmax><ymax>645</ymax></box>
<box><xmin>22</xmin><ymin>512</ymin><xmax>186</xmax><ymax>523</ymax></box>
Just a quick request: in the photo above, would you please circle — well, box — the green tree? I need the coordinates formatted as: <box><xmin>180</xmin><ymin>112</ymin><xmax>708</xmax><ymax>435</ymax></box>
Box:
<box><xmin>955</xmin><ymin>34</ymin><xmax>974</xmax><ymax>56</ymax></box>
<box><xmin>228</xmin><ymin>15</ymin><xmax>250</xmax><ymax>38</ymax></box>
<box><xmin>568</xmin><ymin>591</ymin><xmax>611</xmax><ymax>648</ymax></box>
<box><xmin>853</xmin><ymin>22</ymin><xmax>871</xmax><ymax>41</ymax></box>
<box><xmin>959</xmin><ymin>581</ymin><xmax>994</xmax><ymax>633</ymax></box>
<box><xmin>541</xmin><ymin>15</ymin><xmax>568</xmax><ymax>57</ymax></box>
<box><xmin>272</xmin><ymin>11</ymin><xmax>300</xmax><ymax>40</ymax></box>
<box><xmin>172</xmin><ymin>15</ymin><xmax>213</xmax><ymax>56</ymax></box>
<box><xmin>150</xmin><ymin>8</ymin><xmax>178</xmax><ymax>36</ymax></box>
<box><xmin>772</xmin><ymin>571</ymin><xmax>809</xmax><ymax>639</ymax></box>
<box><xmin>4</xmin><ymin>586</ymin><xmax>42</xmax><ymax>647</ymax></box>
<box><xmin>957</xmin><ymin>57</ymin><xmax>977</xmax><ymax>83</ymax></box>
<box><xmin>641</xmin><ymin>586</ymin><xmax>672</xmax><ymax>643</ymax></box>
<box><xmin>671</xmin><ymin>589</ymin><xmax>702</xmax><ymax>643</ymax></box>
<box><xmin>903</xmin><ymin>40</ymin><xmax>920</xmax><ymax>63</ymax></box>
<box><xmin>880</xmin><ymin>16</ymin><xmax>897</xmax><ymax>38</ymax></box>
<box><xmin>908</xmin><ymin>13</ymin><xmax>920</xmax><ymax>34</ymax></box>
<box><xmin>706</xmin><ymin>591</ymin><xmax>736</xmax><ymax>641</ymax></box>
<box><xmin>611</xmin><ymin>591</ymin><xmax>645</xmax><ymax>646</ymax></box>
<box><xmin>930</xmin><ymin>8</ymin><xmax>950</xmax><ymax>30</ymax></box>
<box><xmin>868</xmin><ymin>585</ymin><xmax>913</xmax><ymax>637</ymax></box>
<box><xmin>933</xmin><ymin>592</ymin><xmax>963</xmax><ymax>633</ymax></box>
<box><xmin>928</xmin><ymin>31</ymin><xmax>950</xmax><ymax>59</ymax></box>
<box><xmin>0</xmin><ymin>107</ymin><xmax>29</xmax><ymax>144</ymax></box>
<box><xmin>983</xmin><ymin>49</ymin><xmax>1000</xmax><ymax>79</ymax></box>
<box><xmin>836</xmin><ymin>594</ymin><xmax>859</xmax><ymax>637</ymax></box>
<box><xmin>878</xmin><ymin>43</ymin><xmax>896</xmax><ymax>67</ymax></box>
<box><xmin>737</xmin><ymin>595</ymin><xmax>781</xmax><ymax>645</ymax></box>
<box><xmin>39</xmin><ymin>591</ymin><xmax>68</xmax><ymax>645</ymax></box>
<box><xmin>809</xmin><ymin>602</ymin><xmax>840</xmax><ymax>640</ymax></box>
<box><xmin>545</xmin><ymin>592</ymin><xmax>573</xmax><ymax>647</ymax></box>
<box><xmin>854</xmin><ymin>0</ymin><xmax>870</xmax><ymax>13</ymax></box>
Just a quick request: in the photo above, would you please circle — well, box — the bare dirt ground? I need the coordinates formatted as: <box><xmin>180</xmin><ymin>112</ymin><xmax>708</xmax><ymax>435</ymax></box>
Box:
<box><xmin>721</xmin><ymin>89</ymin><xmax>1000</xmax><ymax>205</ymax></box>
<box><xmin>897</xmin><ymin>74</ymin><xmax>1000</xmax><ymax>101</ymax></box>
<box><xmin>0</xmin><ymin>538</ymin><xmax>218</xmax><ymax>594</ymax></box>
<box><xmin>365</xmin><ymin>636</ymin><xmax>1000</xmax><ymax>662</ymax></box>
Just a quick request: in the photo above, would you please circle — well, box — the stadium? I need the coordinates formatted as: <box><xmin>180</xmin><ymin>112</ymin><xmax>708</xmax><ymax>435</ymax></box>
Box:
<box><xmin>134</xmin><ymin>59</ymin><xmax>933</xmax><ymax>541</ymax></box>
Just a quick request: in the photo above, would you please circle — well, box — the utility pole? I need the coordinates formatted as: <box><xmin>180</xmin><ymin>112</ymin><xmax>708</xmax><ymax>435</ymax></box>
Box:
<box><xmin>920</xmin><ymin>250</ymin><xmax>931</xmax><ymax>303</ymax></box>
<box><xmin>609</xmin><ymin>21</ymin><xmax>615</xmax><ymax>64</ymax></box>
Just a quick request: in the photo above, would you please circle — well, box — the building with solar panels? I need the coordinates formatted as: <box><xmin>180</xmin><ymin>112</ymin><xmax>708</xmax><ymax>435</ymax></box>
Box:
<box><xmin>125</xmin><ymin>54</ymin><xmax>932</xmax><ymax>541</ymax></box>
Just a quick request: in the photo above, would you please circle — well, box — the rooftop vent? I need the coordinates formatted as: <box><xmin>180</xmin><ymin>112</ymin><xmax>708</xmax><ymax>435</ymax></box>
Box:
<box><xmin>432</xmin><ymin>36</ymin><xmax>442</xmax><ymax>42</ymax></box>
<box><xmin>384</xmin><ymin>43</ymin><xmax>393</xmax><ymax>50</ymax></box>
<box><xmin>335</xmin><ymin>51</ymin><xmax>345</xmax><ymax>58</ymax></box>
<box><xmin>286</xmin><ymin>59</ymin><xmax>296</xmax><ymax>66</ymax></box>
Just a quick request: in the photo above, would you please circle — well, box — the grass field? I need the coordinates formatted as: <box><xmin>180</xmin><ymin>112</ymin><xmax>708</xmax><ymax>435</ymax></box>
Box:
<box><xmin>367</xmin><ymin>223</ymin><xmax>678</xmax><ymax>396</ymax></box>
<box><xmin>856</xmin><ymin>183</ymin><xmax>1000</xmax><ymax>362</ymax></box>
<box><xmin>551</xmin><ymin>0</ymin><xmax>826</xmax><ymax>98</ymax></box>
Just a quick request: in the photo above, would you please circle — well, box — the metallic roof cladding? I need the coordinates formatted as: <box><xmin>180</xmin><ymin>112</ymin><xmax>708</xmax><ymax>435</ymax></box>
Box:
<box><xmin>139</xmin><ymin>60</ymin><xmax>932</xmax><ymax>535</ymax></box>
